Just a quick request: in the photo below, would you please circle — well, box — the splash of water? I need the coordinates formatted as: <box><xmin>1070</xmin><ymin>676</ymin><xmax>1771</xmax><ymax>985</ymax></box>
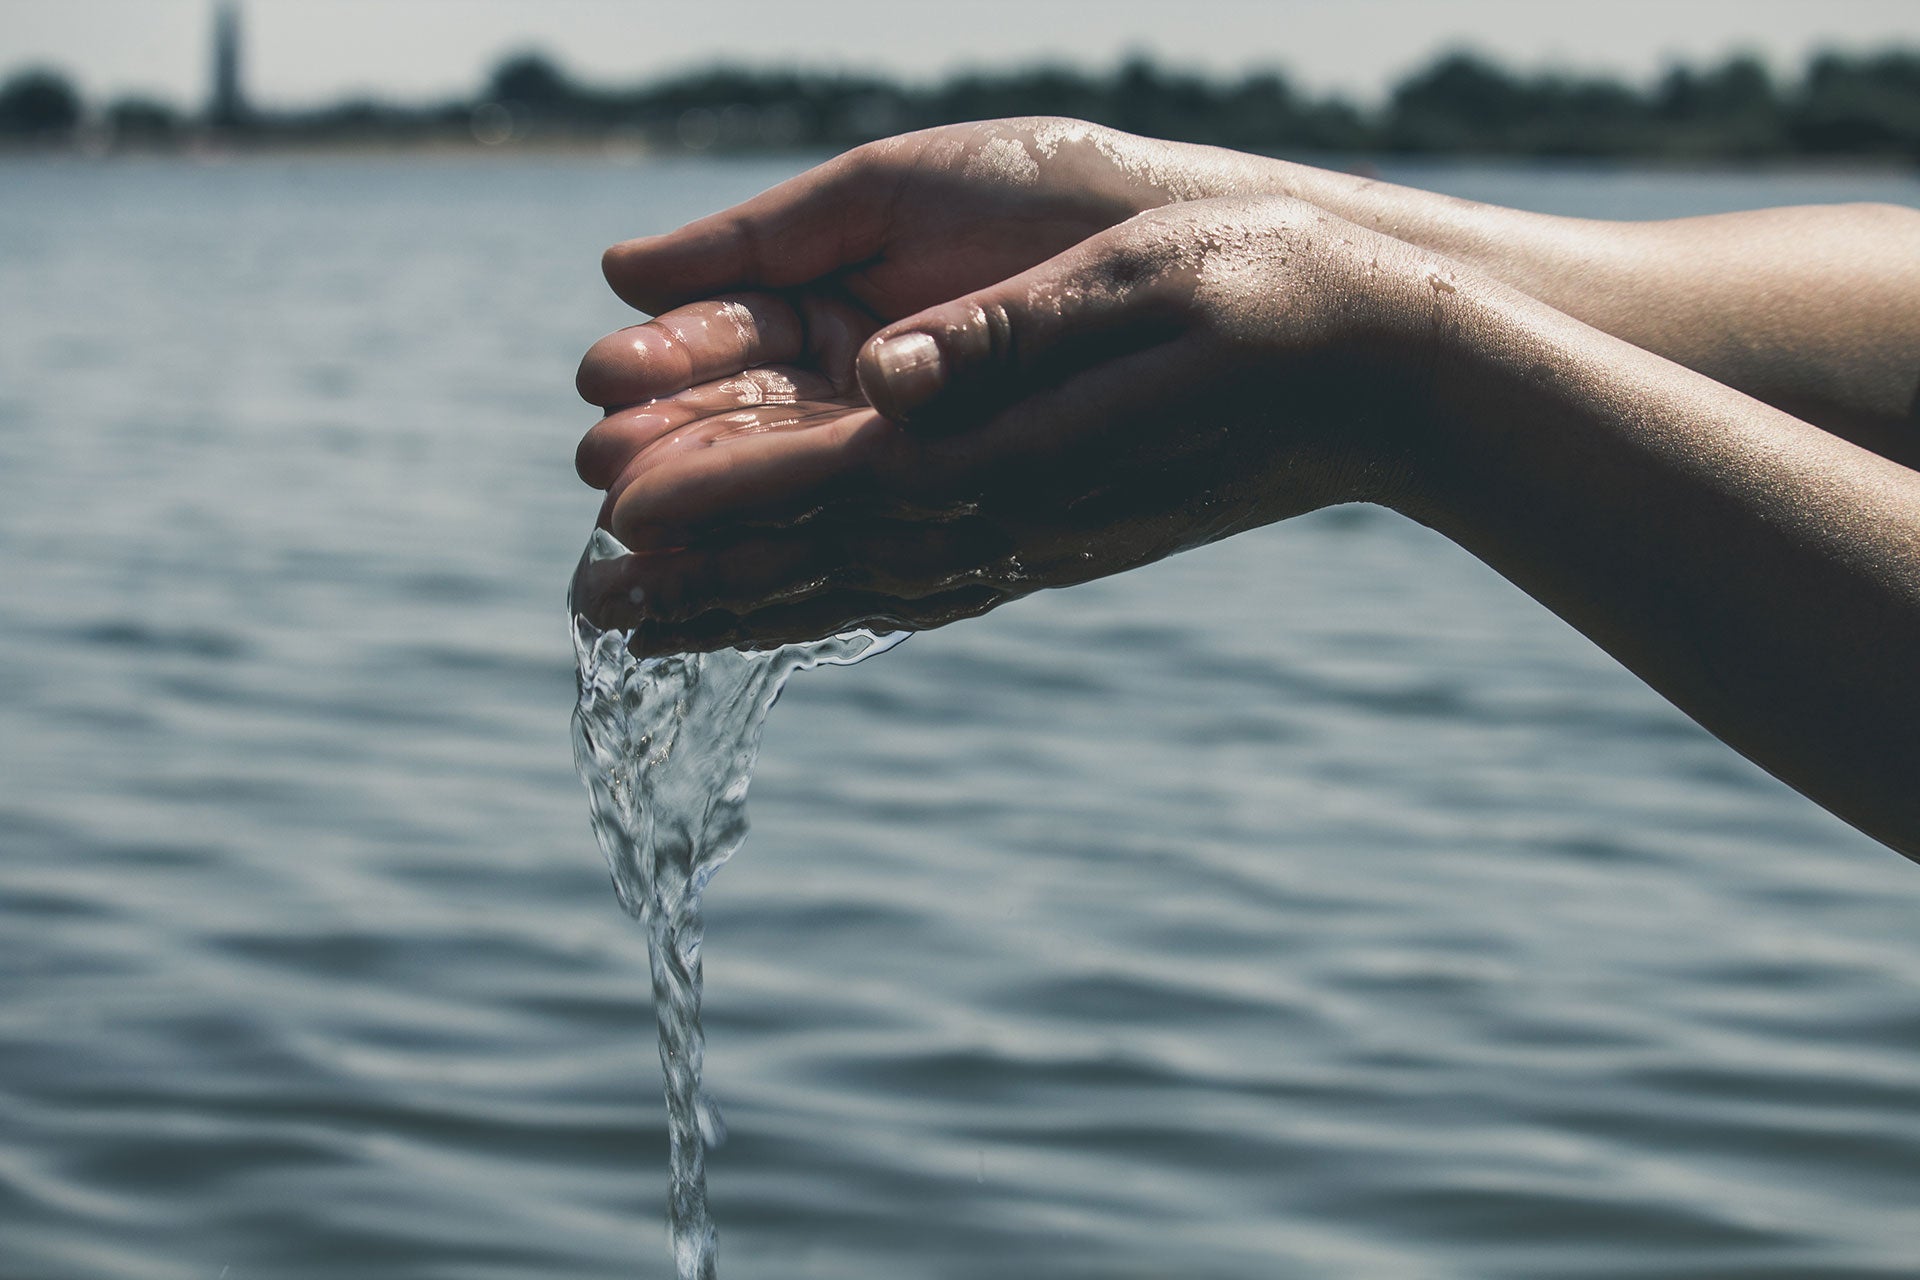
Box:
<box><xmin>568</xmin><ymin>529</ymin><xmax>901</xmax><ymax>1279</ymax></box>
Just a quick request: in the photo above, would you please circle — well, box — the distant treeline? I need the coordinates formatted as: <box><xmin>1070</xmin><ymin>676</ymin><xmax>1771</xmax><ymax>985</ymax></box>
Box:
<box><xmin>6</xmin><ymin>46</ymin><xmax>1920</xmax><ymax>161</ymax></box>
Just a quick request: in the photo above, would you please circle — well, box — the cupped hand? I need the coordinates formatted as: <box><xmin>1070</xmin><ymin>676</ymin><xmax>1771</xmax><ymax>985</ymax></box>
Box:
<box><xmin>578</xmin><ymin>118</ymin><xmax>1275</xmax><ymax>415</ymax></box>
<box><xmin>571</xmin><ymin>197</ymin><xmax>1459</xmax><ymax>653</ymax></box>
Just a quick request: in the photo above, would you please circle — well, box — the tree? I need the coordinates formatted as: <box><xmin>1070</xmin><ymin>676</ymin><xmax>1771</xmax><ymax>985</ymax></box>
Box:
<box><xmin>0</xmin><ymin>67</ymin><xmax>81</xmax><ymax>137</ymax></box>
<box><xmin>485</xmin><ymin>52</ymin><xmax>578</xmax><ymax>110</ymax></box>
<box><xmin>1385</xmin><ymin>51</ymin><xmax>1531</xmax><ymax>152</ymax></box>
<box><xmin>107</xmin><ymin>96</ymin><xmax>180</xmax><ymax>144</ymax></box>
<box><xmin>1793</xmin><ymin>50</ymin><xmax>1920</xmax><ymax>157</ymax></box>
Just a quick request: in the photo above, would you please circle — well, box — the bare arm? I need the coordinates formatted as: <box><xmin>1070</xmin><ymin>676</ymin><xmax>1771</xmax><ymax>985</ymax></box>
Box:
<box><xmin>597</xmin><ymin>119</ymin><xmax>1920</xmax><ymax>457</ymax></box>
<box><xmin>575</xmin><ymin>191</ymin><xmax>1920</xmax><ymax>860</ymax></box>
<box><xmin>1255</xmin><ymin>164</ymin><xmax>1920</xmax><ymax>454</ymax></box>
<box><xmin>993</xmin><ymin>123</ymin><xmax>1920</xmax><ymax>447</ymax></box>
<box><xmin>1409</xmin><ymin>272</ymin><xmax>1920</xmax><ymax>859</ymax></box>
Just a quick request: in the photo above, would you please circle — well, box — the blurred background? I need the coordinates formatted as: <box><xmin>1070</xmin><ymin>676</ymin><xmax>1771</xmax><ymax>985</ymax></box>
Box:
<box><xmin>7</xmin><ymin>0</ymin><xmax>1920</xmax><ymax>158</ymax></box>
<box><xmin>3</xmin><ymin>2</ymin><xmax>1918</xmax><ymax>1278</ymax></box>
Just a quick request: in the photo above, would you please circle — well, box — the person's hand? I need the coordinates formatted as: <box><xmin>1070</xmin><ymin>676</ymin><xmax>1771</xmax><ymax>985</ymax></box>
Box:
<box><xmin>576</xmin><ymin>117</ymin><xmax>1283</xmax><ymax>424</ymax></box>
<box><xmin>571</xmin><ymin>196</ymin><xmax>1462</xmax><ymax>653</ymax></box>
<box><xmin>594</xmin><ymin>116</ymin><xmax>1248</xmax><ymax>326</ymax></box>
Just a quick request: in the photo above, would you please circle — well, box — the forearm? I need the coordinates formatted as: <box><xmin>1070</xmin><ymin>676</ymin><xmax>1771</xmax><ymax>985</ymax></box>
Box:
<box><xmin>1400</xmin><ymin>278</ymin><xmax>1920</xmax><ymax>860</ymax></box>
<box><xmin>1136</xmin><ymin>136</ymin><xmax>1920</xmax><ymax>446</ymax></box>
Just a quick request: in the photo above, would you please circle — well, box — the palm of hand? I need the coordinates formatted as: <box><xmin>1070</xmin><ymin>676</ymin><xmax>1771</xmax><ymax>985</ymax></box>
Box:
<box><xmin>570</xmin><ymin>337</ymin><xmax>1330</xmax><ymax>653</ymax></box>
<box><xmin>569</xmin><ymin>371</ymin><xmax>1029</xmax><ymax>652</ymax></box>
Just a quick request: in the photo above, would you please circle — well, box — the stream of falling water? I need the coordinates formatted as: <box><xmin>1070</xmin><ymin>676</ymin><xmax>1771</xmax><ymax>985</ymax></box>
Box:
<box><xmin>569</xmin><ymin>530</ymin><xmax>901</xmax><ymax>1279</ymax></box>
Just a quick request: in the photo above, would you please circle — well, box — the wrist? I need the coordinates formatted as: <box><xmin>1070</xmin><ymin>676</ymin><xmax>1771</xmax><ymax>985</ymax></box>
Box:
<box><xmin>1360</xmin><ymin>257</ymin><xmax>1521</xmax><ymax>523</ymax></box>
<box><xmin>1390</xmin><ymin>271</ymin><xmax>1607</xmax><ymax>537</ymax></box>
<box><xmin>1235</xmin><ymin>224</ymin><xmax>1484</xmax><ymax>519</ymax></box>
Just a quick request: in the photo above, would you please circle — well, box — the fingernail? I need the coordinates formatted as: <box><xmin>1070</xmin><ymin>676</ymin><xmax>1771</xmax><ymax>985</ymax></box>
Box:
<box><xmin>871</xmin><ymin>332</ymin><xmax>944</xmax><ymax>409</ymax></box>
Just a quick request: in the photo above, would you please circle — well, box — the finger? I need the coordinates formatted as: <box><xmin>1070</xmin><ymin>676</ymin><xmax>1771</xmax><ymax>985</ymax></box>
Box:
<box><xmin>575</xmin><ymin>292</ymin><xmax>804</xmax><ymax>410</ymax></box>
<box><xmin>919</xmin><ymin>329</ymin><xmax>1219</xmax><ymax>483</ymax></box>
<box><xmin>605</xmin><ymin>403</ymin><xmax>907</xmax><ymax>547</ymax></box>
<box><xmin>644</xmin><ymin>519</ymin><xmax>1023</xmax><ymax>623</ymax></box>
<box><xmin>599</xmin><ymin>331</ymin><xmax>1210</xmax><ymax>555</ymax></box>
<box><xmin>575</xmin><ymin>365</ymin><xmax>839</xmax><ymax>489</ymax></box>
<box><xmin>574</xmin><ymin>535</ymin><xmax>1013</xmax><ymax>655</ymax></box>
<box><xmin>575</xmin><ymin>289</ymin><xmax>882</xmax><ymax>413</ymax></box>
<box><xmin>792</xmin><ymin>289</ymin><xmax>881</xmax><ymax>390</ymax></box>
<box><xmin>643</xmin><ymin>582</ymin><xmax>1007</xmax><ymax>657</ymax></box>
<box><xmin>854</xmin><ymin>220</ymin><xmax>1183</xmax><ymax>427</ymax></box>
<box><xmin>601</xmin><ymin>146</ymin><xmax>895</xmax><ymax>314</ymax></box>
<box><xmin>592</xmin><ymin>344</ymin><xmax>1200</xmax><ymax>550</ymax></box>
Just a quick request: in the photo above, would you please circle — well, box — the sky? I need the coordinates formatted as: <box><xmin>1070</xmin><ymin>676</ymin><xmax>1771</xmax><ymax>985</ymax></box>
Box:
<box><xmin>5</xmin><ymin>0</ymin><xmax>1918</xmax><ymax>110</ymax></box>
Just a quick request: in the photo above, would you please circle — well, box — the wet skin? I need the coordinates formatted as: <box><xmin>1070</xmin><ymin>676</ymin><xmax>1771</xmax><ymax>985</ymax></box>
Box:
<box><xmin>571</xmin><ymin>118</ymin><xmax>1920</xmax><ymax>861</ymax></box>
<box><xmin>587</xmin><ymin>117</ymin><xmax>1920</xmax><ymax>442</ymax></box>
<box><xmin>572</xmin><ymin>196</ymin><xmax>1441</xmax><ymax>645</ymax></box>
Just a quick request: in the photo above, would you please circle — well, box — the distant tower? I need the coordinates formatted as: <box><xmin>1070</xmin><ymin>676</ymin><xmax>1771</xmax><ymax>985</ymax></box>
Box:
<box><xmin>208</xmin><ymin>2</ymin><xmax>248</xmax><ymax>129</ymax></box>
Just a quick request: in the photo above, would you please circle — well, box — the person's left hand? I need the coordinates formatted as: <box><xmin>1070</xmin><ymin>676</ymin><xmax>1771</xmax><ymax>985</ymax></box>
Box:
<box><xmin>571</xmin><ymin>197</ymin><xmax>1464</xmax><ymax>654</ymax></box>
<box><xmin>571</xmin><ymin>116</ymin><xmax>1311</xmax><ymax>440</ymax></box>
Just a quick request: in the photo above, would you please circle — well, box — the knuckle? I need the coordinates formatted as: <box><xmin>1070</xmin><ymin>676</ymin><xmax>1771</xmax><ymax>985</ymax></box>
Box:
<box><xmin>978</xmin><ymin>299</ymin><xmax>1018</xmax><ymax>368</ymax></box>
<box><xmin>1097</xmin><ymin>221</ymin><xmax>1181</xmax><ymax>288</ymax></box>
<box><xmin>841</xmin><ymin>138</ymin><xmax>888</xmax><ymax>173</ymax></box>
<box><xmin>724</xmin><ymin>214</ymin><xmax>766</xmax><ymax>281</ymax></box>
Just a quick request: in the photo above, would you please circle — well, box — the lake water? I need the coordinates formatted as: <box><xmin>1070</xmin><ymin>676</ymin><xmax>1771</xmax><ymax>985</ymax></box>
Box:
<box><xmin>2</xmin><ymin>152</ymin><xmax>1918</xmax><ymax>1280</ymax></box>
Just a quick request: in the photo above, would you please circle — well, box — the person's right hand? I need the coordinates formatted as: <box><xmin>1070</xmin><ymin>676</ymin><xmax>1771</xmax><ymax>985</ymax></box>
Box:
<box><xmin>579</xmin><ymin>118</ymin><xmax>1267</xmax><ymax>414</ymax></box>
<box><xmin>570</xmin><ymin>196</ymin><xmax>1456</xmax><ymax>653</ymax></box>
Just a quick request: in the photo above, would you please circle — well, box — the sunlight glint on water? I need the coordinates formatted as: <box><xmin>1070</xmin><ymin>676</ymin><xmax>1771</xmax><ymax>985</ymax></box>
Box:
<box><xmin>568</xmin><ymin>529</ymin><xmax>902</xmax><ymax>1278</ymax></box>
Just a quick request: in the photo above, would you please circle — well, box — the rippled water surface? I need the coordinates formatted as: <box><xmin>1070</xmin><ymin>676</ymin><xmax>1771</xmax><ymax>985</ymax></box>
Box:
<box><xmin>3</xmin><ymin>154</ymin><xmax>1918</xmax><ymax>1279</ymax></box>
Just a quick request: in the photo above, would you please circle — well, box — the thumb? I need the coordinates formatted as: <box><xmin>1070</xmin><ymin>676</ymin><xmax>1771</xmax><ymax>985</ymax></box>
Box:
<box><xmin>602</xmin><ymin>148</ymin><xmax>891</xmax><ymax>315</ymax></box>
<box><xmin>856</xmin><ymin>230</ymin><xmax>1174</xmax><ymax>429</ymax></box>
